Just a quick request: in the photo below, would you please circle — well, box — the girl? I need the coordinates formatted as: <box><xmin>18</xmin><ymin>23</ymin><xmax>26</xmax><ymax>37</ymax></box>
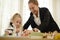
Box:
<box><xmin>5</xmin><ymin>13</ymin><xmax>22</xmax><ymax>37</ymax></box>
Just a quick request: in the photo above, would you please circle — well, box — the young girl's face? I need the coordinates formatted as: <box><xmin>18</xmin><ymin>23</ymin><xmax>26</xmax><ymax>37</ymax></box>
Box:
<box><xmin>12</xmin><ymin>16</ymin><xmax>21</xmax><ymax>28</ymax></box>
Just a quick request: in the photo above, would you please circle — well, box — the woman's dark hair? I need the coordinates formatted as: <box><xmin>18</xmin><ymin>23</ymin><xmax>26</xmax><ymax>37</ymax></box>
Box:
<box><xmin>28</xmin><ymin>0</ymin><xmax>38</xmax><ymax>6</ymax></box>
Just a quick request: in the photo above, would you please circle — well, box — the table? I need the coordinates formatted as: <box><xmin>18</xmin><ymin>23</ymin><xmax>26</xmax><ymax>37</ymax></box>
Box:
<box><xmin>0</xmin><ymin>32</ymin><xmax>60</xmax><ymax>40</ymax></box>
<box><xmin>0</xmin><ymin>37</ymin><xmax>54</xmax><ymax>40</ymax></box>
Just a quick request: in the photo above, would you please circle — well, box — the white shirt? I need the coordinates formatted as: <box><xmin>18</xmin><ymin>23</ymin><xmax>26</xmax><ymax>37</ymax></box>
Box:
<box><xmin>33</xmin><ymin>9</ymin><xmax>41</xmax><ymax>26</ymax></box>
<box><xmin>5</xmin><ymin>24</ymin><xmax>22</xmax><ymax>37</ymax></box>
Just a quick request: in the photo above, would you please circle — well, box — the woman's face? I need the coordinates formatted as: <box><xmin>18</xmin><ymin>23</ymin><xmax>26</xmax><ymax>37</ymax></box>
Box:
<box><xmin>29</xmin><ymin>3</ymin><xmax>38</xmax><ymax>15</ymax></box>
<box><xmin>13</xmin><ymin>16</ymin><xmax>21</xmax><ymax>28</ymax></box>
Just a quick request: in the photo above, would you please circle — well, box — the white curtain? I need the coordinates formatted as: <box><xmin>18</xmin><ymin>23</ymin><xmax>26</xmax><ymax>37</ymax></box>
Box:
<box><xmin>0</xmin><ymin>0</ymin><xmax>21</xmax><ymax>36</ymax></box>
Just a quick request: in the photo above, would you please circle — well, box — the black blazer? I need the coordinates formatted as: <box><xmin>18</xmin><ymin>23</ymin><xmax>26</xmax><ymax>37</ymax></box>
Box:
<box><xmin>23</xmin><ymin>7</ymin><xmax>60</xmax><ymax>33</ymax></box>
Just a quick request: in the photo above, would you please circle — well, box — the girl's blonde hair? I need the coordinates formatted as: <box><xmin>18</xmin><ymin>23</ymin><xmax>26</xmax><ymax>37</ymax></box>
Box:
<box><xmin>11</xmin><ymin>13</ymin><xmax>21</xmax><ymax>21</ymax></box>
<box><xmin>10</xmin><ymin>13</ymin><xmax>21</xmax><ymax>23</ymax></box>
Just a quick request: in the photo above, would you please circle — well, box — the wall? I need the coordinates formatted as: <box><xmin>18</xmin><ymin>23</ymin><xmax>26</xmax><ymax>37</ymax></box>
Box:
<box><xmin>53</xmin><ymin>0</ymin><xmax>60</xmax><ymax>28</ymax></box>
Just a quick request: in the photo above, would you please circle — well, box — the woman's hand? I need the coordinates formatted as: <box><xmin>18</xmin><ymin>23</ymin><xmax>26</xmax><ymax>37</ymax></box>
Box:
<box><xmin>21</xmin><ymin>30</ymin><xmax>33</xmax><ymax>36</ymax></box>
<box><xmin>33</xmin><ymin>28</ymin><xmax>40</xmax><ymax>32</ymax></box>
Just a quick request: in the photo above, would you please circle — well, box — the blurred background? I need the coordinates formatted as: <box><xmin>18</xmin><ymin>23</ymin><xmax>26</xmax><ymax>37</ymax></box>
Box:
<box><xmin>0</xmin><ymin>0</ymin><xmax>60</xmax><ymax>36</ymax></box>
